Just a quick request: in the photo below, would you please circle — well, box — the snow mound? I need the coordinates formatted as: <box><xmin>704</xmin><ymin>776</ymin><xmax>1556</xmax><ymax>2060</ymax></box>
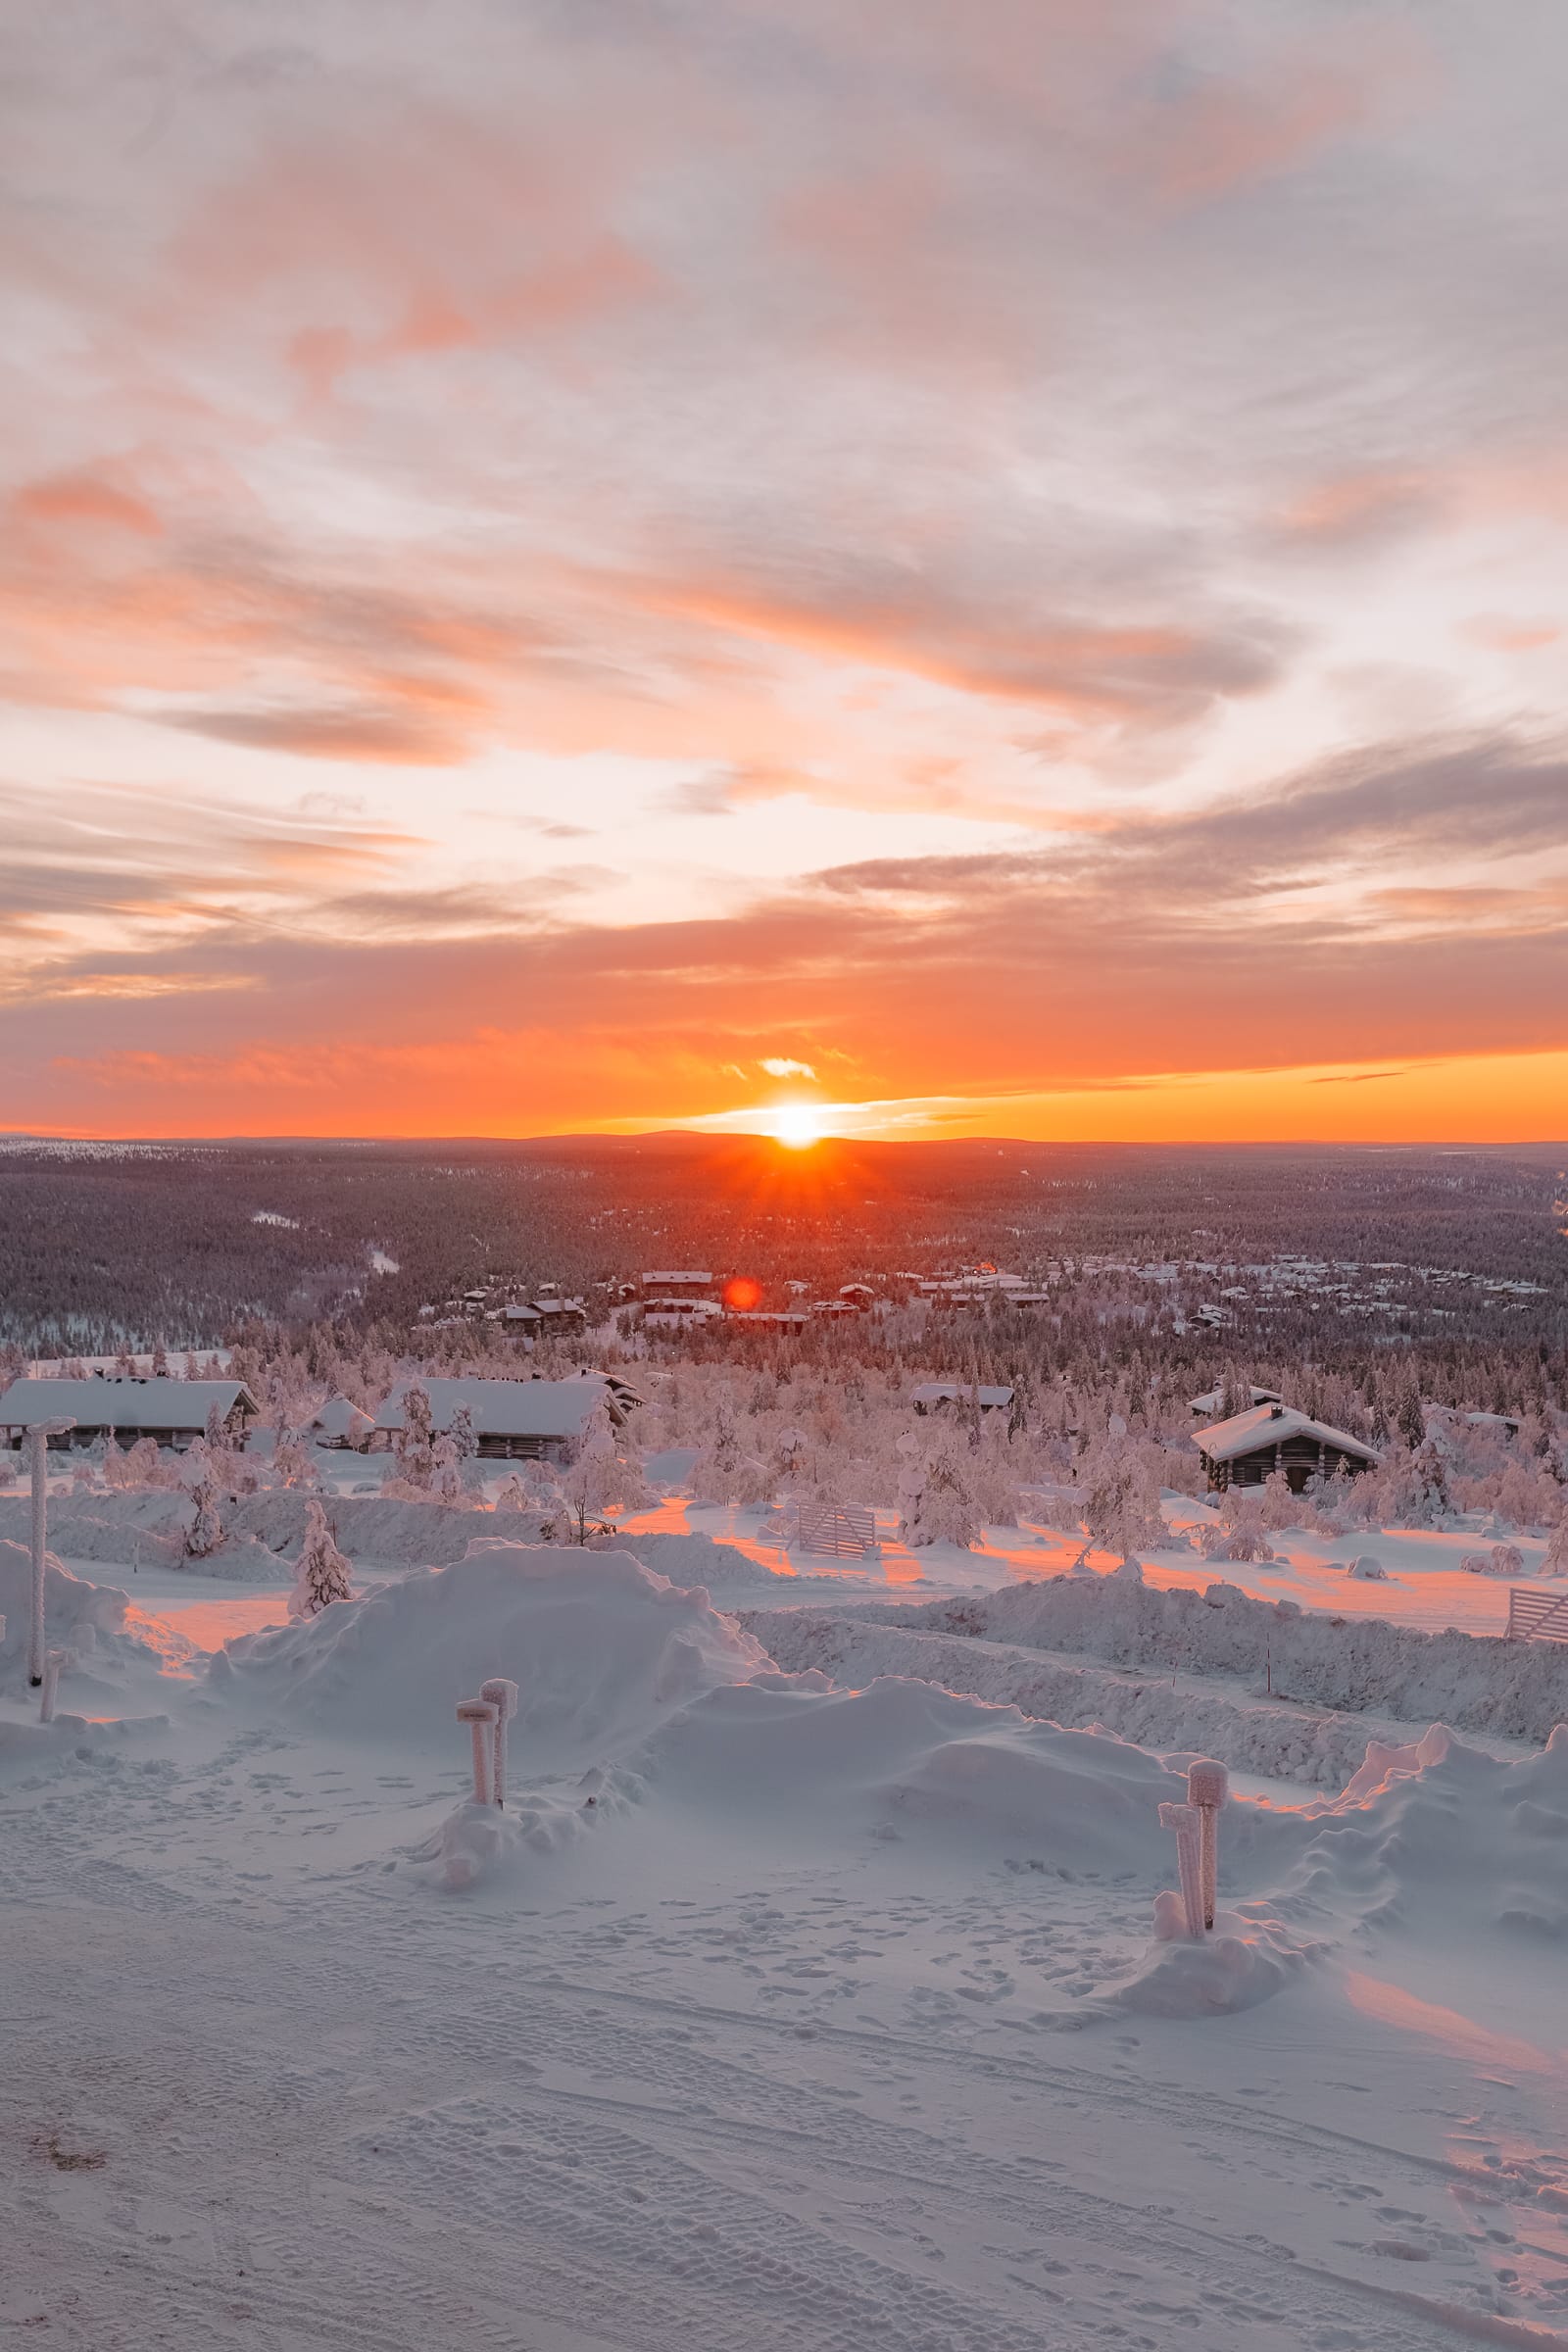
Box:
<box><xmin>1347</xmin><ymin>1554</ymin><xmax>1387</xmax><ymax>1581</ymax></box>
<box><xmin>641</xmin><ymin>1673</ymin><xmax>1299</xmax><ymax>1881</ymax></box>
<box><xmin>1306</xmin><ymin>1721</ymin><xmax>1568</xmax><ymax>1943</ymax></box>
<box><xmin>206</xmin><ymin>1544</ymin><xmax>769</xmax><ymax>1768</ymax></box>
<box><xmin>1114</xmin><ymin>1907</ymin><xmax>1328</xmax><ymax>2017</ymax></box>
<box><xmin>608</xmin><ymin>1528</ymin><xmax>784</xmax><ymax>1592</ymax></box>
<box><xmin>0</xmin><ymin>1541</ymin><xmax>193</xmax><ymax>1694</ymax></box>
<box><xmin>407</xmin><ymin>1765</ymin><xmax>634</xmax><ymax>1891</ymax></box>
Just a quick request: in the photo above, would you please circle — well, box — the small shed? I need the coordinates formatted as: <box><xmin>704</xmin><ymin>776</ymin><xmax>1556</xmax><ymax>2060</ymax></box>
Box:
<box><xmin>0</xmin><ymin>1375</ymin><xmax>260</xmax><ymax>1452</ymax></box>
<box><xmin>308</xmin><ymin>1395</ymin><xmax>375</xmax><ymax>1451</ymax></box>
<box><xmin>1193</xmin><ymin>1402</ymin><xmax>1379</xmax><ymax>1494</ymax></box>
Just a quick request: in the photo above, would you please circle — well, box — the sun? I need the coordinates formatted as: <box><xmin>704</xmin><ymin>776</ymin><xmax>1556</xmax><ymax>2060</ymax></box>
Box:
<box><xmin>770</xmin><ymin>1102</ymin><xmax>821</xmax><ymax>1150</ymax></box>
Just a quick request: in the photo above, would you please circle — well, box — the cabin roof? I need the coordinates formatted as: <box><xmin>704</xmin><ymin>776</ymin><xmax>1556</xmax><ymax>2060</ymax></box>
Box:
<box><xmin>910</xmin><ymin>1382</ymin><xmax>1015</xmax><ymax>1410</ymax></box>
<box><xmin>1192</xmin><ymin>1401</ymin><xmax>1379</xmax><ymax>1466</ymax></box>
<box><xmin>308</xmin><ymin>1394</ymin><xmax>374</xmax><ymax>1437</ymax></box>
<box><xmin>0</xmin><ymin>1375</ymin><xmax>259</xmax><ymax>1429</ymax></box>
<box><xmin>373</xmin><ymin>1375</ymin><xmax>613</xmax><ymax>1440</ymax></box>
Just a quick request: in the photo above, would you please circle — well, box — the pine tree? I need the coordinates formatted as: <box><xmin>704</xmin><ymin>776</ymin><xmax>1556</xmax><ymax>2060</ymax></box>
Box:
<box><xmin>289</xmin><ymin>1500</ymin><xmax>354</xmax><ymax>1619</ymax></box>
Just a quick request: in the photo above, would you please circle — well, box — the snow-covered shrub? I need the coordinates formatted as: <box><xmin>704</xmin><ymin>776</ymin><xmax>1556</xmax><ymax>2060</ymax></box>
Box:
<box><xmin>1346</xmin><ymin>1554</ymin><xmax>1386</xmax><ymax>1581</ymax></box>
<box><xmin>1461</xmin><ymin>1545</ymin><xmax>1524</xmax><ymax>1577</ymax></box>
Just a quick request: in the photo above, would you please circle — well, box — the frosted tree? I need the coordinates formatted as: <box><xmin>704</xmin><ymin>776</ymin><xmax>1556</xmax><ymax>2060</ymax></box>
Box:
<box><xmin>690</xmin><ymin>1399</ymin><xmax>742</xmax><ymax>1506</ymax></box>
<box><xmin>1076</xmin><ymin>1431</ymin><xmax>1164</xmax><ymax>1564</ymax></box>
<box><xmin>151</xmin><ymin>1339</ymin><xmax>170</xmax><ymax>1378</ymax></box>
<box><xmin>899</xmin><ymin>1428</ymin><xmax>980</xmax><ymax>1549</ymax></box>
<box><xmin>448</xmin><ymin>1401</ymin><xmax>479</xmax><ymax>1464</ymax></box>
<box><xmin>432</xmin><ymin>1433</ymin><xmax>474</xmax><ymax>1505</ymax></box>
<box><xmin>1259</xmin><ymin>1469</ymin><xmax>1298</xmax><ymax>1532</ymax></box>
<box><xmin>557</xmin><ymin>1405</ymin><xmax>653</xmax><ymax>1544</ymax></box>
<box><xmin>288</xmin><ymin>1500</ymin><xmax>354</xmax><ymax>1619</ymax></box>
<box><xmin>1543</xmin><ymin>1515</ymin><xmax>1568</xmax><ymax>1578</ymax></box>
<box><xmin>184</xmin><ymin>1465</ymin><xmax>226</xmax><ymax>1559</ymax></box>
<box><xmin>394</xmin><ymin>1382</ymin><xmax>434</xmax><ymax>1489</ymax></box>
<box><xmin>895</xmin><ymin>1431</ymin><xmax>927</xmax><ymax>1544</ymax></box>
<box><xmin>271</xmin><ymin>1430</ymin><xmax>315</xmax><ymax>1489</ymax></box>
<box><xmin>204</xmin><ymin>1399</ymin><xmax>230</xmax><ymax>1457</ymax></box>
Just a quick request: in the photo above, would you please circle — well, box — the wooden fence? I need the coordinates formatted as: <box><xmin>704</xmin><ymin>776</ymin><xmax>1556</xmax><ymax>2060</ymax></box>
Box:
<box><xmin>795</xmin><ymin>1500</ymin><xmax>879</xmax><ymax>1558</ymax></box>
<box><xmin>1505</xmin><ymin>1588</ymin><xmax>1568</xmax><ymax>1643</ymax></box>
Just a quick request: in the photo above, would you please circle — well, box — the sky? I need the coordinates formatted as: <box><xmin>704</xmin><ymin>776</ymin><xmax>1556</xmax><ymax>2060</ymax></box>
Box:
<box><xmin>3</xmin><ymin>0</ymin><xmax>1567</xmax><ymax>1144</ymax></box>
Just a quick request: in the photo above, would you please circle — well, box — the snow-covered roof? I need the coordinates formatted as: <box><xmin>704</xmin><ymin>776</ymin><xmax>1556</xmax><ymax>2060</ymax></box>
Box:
<box><xmin>1192</xmin><ymin>1402</ymin><xmax>1380</xmax><ymax>1466</ymax></box>
<box><xmin>641</xmin><ymin>1270</ymin><xmax>711</xmax><ymax>1284</ymax></box>
<box><xmin>1188</xmin><ymin>1384</ymin><xmax>1283</xmax><ymax>1416</ymax></box>
<box><xmin>910</xmin><ymin>1382</ymin><xmax>1015</xmax><ymax>1410</ymax></box>
<box><xmin>0</xmin><ymin>1375</ymin><xmax>259</xmax><ymax>1430</ymax></box>
<box><xmin>308</xmin><ymin>1394</ymin><xmax>374</xmax><ymax>1439</ymax></box>
<box><xmin>373</xmin><ymin>1377</ymin><xmax>612</xmax><ymax>1440</ymax></box>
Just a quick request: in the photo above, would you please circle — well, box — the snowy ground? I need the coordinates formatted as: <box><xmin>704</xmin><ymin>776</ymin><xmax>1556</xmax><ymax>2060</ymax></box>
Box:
<box><xmin>6</xmin><ymin>1496</ymin><xmax>1568</xmax><ymax>2349</ymax></box>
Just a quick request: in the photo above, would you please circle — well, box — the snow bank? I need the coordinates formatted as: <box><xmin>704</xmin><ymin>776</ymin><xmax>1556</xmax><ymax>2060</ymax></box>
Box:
<box><xmin>0</xmin><ymin>1489</ymin><xmax>564</xmax><ymax>1578</ymax></box>
<box><xmin>605</xmin><ymin>1528</ymin><xmax>784</xmax><ymax>1592</ymax></box>
<box><xmin>848</xmin><ymin>1576</ymin><xmax>1568</xmax><ymax>1746</ymax></box>
<box><xmin>0</xmin><ymin>1541</ymin><xmax>193</xmax><ymax>1693</ymax></box>
<box><xmin>226</xmin><ymin>1491</ymin><xmax>484</xmax><ymax>1567</ymax></box>
<box><xmin>1310</xmin><ymin>1721</ymin><xmax>1568</xmax><ymax>1943</ymax></box>
<box><xmin>206</xmin><ymin>1544</ymin><xmax>768</xmax><ymax>1768</ymax></box>
<box><xmin>0</xmin><ymin>1494</ymin><xmax>187</xmax><ymax>1569</ymax></box>
<box><xmin>743</xmin><ymin>1609</ymin><xmax>1397</xmax><ymax>1788</ymax></box>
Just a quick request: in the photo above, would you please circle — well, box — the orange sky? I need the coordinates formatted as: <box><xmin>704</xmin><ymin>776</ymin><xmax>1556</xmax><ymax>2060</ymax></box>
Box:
<box><xmin>2</xmin><ymin>4</ymin><xmax>1566</xmax><ymax>1143</ymax></box>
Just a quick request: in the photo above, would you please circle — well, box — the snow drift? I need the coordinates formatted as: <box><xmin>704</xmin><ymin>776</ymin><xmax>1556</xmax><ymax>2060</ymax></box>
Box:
<box><xmin>845</xmin><ymin>1575</ymin><xmax>1568</xmax><ymax>1746</ymax></box>
<box><xmin>0</xmin><ymin>1541</ymin><xmax>193</xmax><ymax>1695</ymax></box>
<box><xmin>205</xmin><ymin>1543</ymin><xmax>769</xmax><ymax>1769</ymax></box>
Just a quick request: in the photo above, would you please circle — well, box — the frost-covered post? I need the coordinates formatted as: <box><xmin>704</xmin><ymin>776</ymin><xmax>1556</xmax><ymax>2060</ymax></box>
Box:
<box><xmin>39</xmin><ymin>1648</ymin><xmax>69</xmax><ymax>1724</ymax></box>
<box><xmin>456</xmin><ymin>1697</ymin><xmax>498</xmax><ymax>1805</ymax></box>
<box><xmin>1187</xmin><ymin>1759</ymin><xmax>1229</xmax><ymax>1932</ymax></box>
<box><xmin>27</xmin><ymin>1416</ymin><xmax>74</xmax><ymax>1686</ymax></box>
<box><xmin>1158</xmin><ymin>1800</ymin><xmax>1205</xmax><ymax>1939</ymax></box>
<box><xmin>479</xmin><ymin>1677</ymin><xmax>518</xmax><ymax>1807</ymax></box>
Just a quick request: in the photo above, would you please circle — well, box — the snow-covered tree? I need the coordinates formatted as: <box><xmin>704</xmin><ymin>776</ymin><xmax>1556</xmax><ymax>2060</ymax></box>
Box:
<box><xmin>271</xmin><ymin>1430</ymin><xmax>315</xmax><ymax>1489</ymax></box>
<box><xmin>394</xmin><ymin>1382</ymin><xmax>434</xmax><ymax>1489</ymax></box>
<box><xmin>557</xmin><ymin>1406</ymin><xmax>653</xmax><ymax>1543</ymax></box>
<box><xmin>288</xmin><ymin>1500</ymin><xmax>354</xmax><ymax>1618</ymax></box>
<box><xmin>1259</xmin><ymin>1469</ymin><xmax>1298</xmax><ymax>1532</ymax></box>
<box><xmin>184</xmin><ymin>1466</ymin><xmax>225</xmax><ymax>1559</ymax></box>
<box><xmin>448</xmin><ymin>1401</ymin><xmax>478</xmax><ymax>1463</ymax></box>
<box><xmin>1076</xmin><ymin>1431</ymin><xmax>1164</xmax><ymax>1564</ymax></box>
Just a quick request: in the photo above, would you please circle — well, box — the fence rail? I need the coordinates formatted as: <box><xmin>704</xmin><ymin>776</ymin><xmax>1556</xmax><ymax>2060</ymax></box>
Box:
<box><xmin>1506</xmin><ymin>1587</ymin><xmax>1568</xmax><ymax>1643</ymax></box>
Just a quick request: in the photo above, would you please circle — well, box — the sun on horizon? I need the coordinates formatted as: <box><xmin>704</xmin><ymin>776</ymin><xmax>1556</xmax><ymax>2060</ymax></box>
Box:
<box><xmin>769</xmin><ymin>1102</ymin><xmax>823</xmax><ymax>1150</ymax></box>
